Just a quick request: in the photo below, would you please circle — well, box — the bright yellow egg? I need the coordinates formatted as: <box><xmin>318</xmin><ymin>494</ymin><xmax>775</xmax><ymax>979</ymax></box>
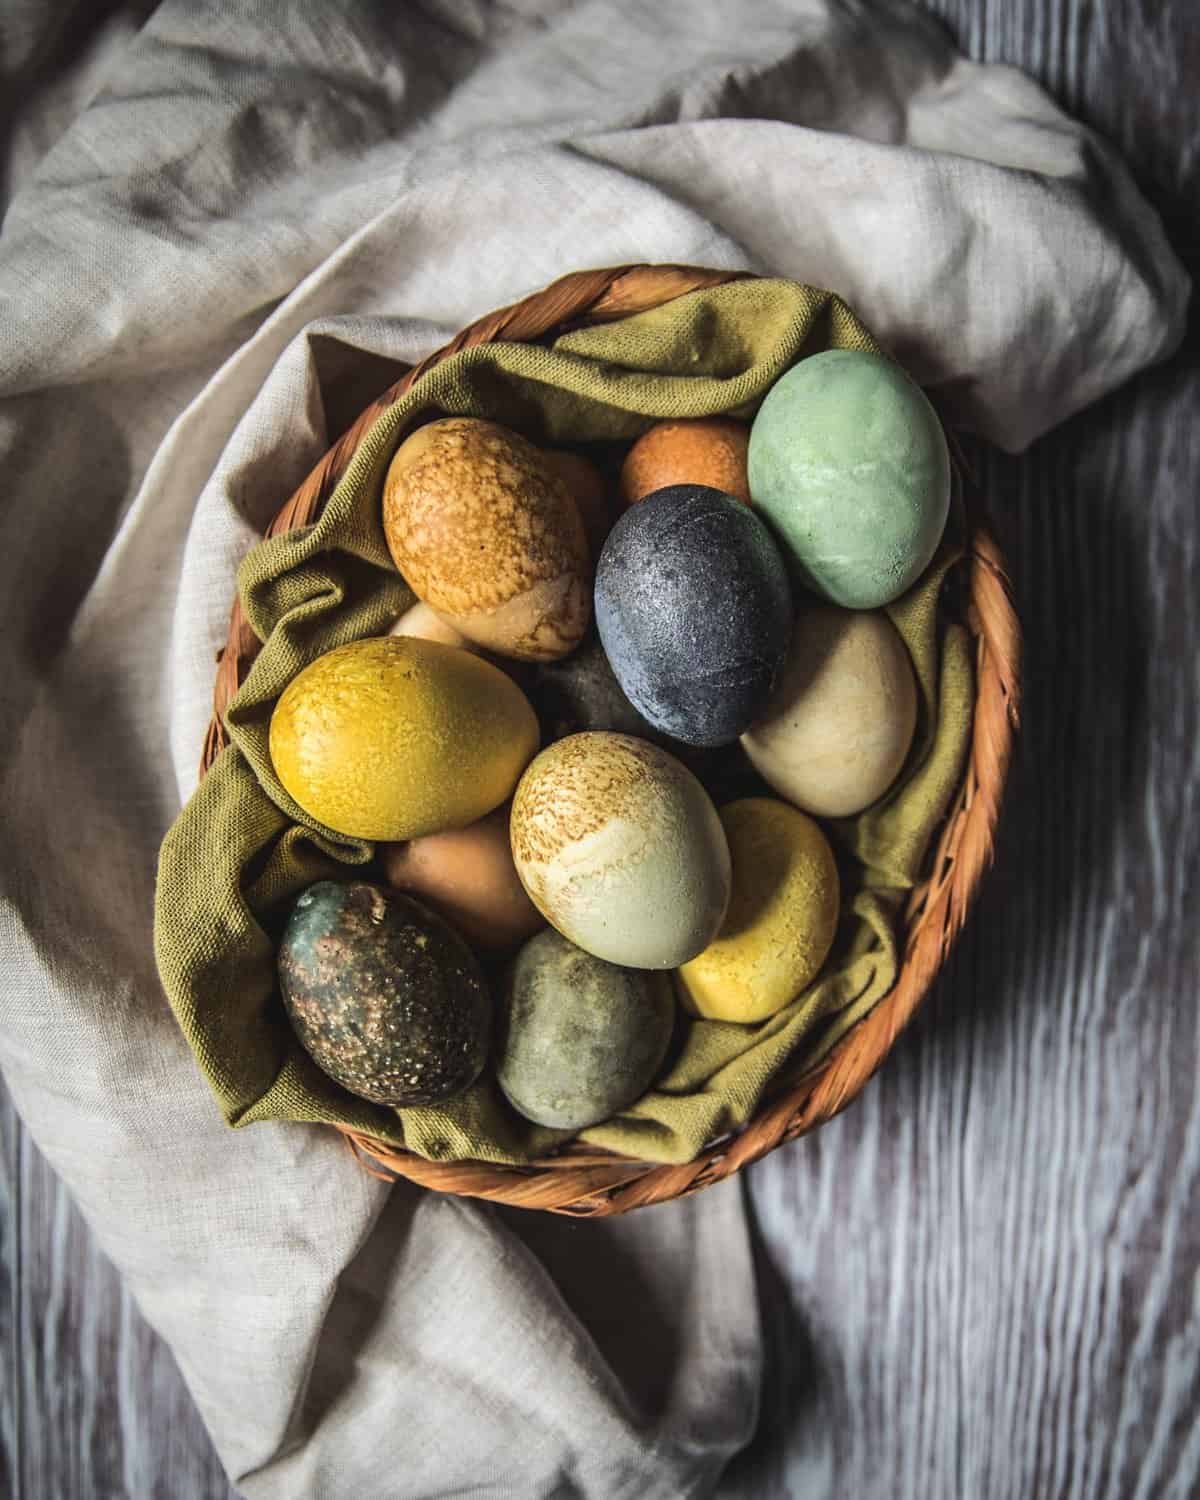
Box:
<box><xmin>675</xmin><ymin>797</ymin><xmax>839</xmax><ymax>1024</ymax></box>
<box><xmin>269</xmin><ymin>636</ymin><xmax>539</xmax><ymax>841</ymax></box>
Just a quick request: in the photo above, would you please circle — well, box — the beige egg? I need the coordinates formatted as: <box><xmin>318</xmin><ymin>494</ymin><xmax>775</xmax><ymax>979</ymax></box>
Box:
<box><xmin>540</xmin><ymin>449</ymin><xmax>612</xmax><ymax>560</ymax></box>
<box><xmin>675</xmin><ymin>798</ymin><xmax>839</xmax><ymax>1024</ymax></box>
<box><xmin>387</xmin><ymin>599</ymin><xmax>477</xmax><ymax>652</ymax></box>
<box><xmin>380</xmin><ymin>805</ymin><xmax>544</xmax><ymax>952</ymax></box>
<box><xmin>510</xmin><ymin>732</ymin><xmax>731</xmax><ymax>969</ymax></box>
<box><xmin>382</xmin><ymin>417</ymin><xmax>591</xmax><ymax>661</ymax></box>
<box><xmin>741</xmin><ymin>605</ymin><xmax>917</xmax><ymax>817</ymax></box>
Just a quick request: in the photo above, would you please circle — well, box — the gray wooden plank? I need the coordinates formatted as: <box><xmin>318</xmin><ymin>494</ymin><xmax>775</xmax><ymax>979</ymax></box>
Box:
<box><xmin>727</xmin><ymin>0</ymin><xmax>1200</xmax><ymax>1495</ymax></box>
<box><xmin>0</xmin><ymin>1081</ymin><xmax>239</xmax><ymax>1500</ymax></box>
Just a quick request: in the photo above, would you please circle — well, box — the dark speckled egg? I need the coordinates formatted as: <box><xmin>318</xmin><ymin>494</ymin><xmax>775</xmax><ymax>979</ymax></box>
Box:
<box><xmin>278</xmin><ymin>880</ymin><xmax>490</xmax><ymax>1106</ymax></box>
<box><xmin>594</xmin><ymin>484</ymin><xmax>792</xmax><ymax>746</ymax></box>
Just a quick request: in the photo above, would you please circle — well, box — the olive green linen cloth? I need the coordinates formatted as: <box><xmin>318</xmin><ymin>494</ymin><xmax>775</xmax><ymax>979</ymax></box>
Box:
<box><xmin>154</xmin><ymin>278</ymin><xmax>973</xmax><ymax>1166</ymax></box>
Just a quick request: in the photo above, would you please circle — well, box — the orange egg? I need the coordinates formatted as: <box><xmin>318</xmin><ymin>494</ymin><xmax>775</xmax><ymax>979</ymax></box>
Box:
<box><xmin>619</xmin><ymin>418</ymin><xmax>751</xmax><ymax>509</ymax></box>
<box><xmin>380</xmin><ymin>805</ymin><xmax>544</xmax><ymax>952</ymax></box>
<box><xmin>541</xmin><ymin>449</ymin><xmax>612</xmax><ymax>560</ymax></box>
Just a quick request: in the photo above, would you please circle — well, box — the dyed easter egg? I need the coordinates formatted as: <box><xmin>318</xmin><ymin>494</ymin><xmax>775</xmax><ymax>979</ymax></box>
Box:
<box><xmin>619</xmin><ymin>418</ymin><xmax>751</xmax><ymax>508</ymax></box>
<box><xmin>382</xmin><ymin>417</ymin><xmax>590</xmax><ymax>661</ymax></box>
<box><xmin>541</xmin><ymin>449</ymin><xmax>612</xmax><ymax>560</ymax></box>
<box><xmin>278</xmin><ymin>880</ymin><xmax>490</xmax><ymax>1106</ymax></box>
<box><xmin>529</xmin><ymin>633</ymin><xmax>666</xmax><ymax>746</ymax></box>
<box><xmin>268</xmin><ymin>636</ymin><xmax>539</xmax><ymax>841</ymax></box>
<box><xmin>497</xmin><ymin>928</ymin><xmax>675</xmax><ymax>1129</ymax></box>
<box><xmin>510</xmin><ymin>732</ymin><xmax>731</xmax><ymax>969</ymax></box>
<box><xmin>747</xmin><ymin>350</ymin><xmax>950</xmax><ymax>608</ymax></box>
<box><xmin>594</xmin><ymin>484</ymin><xmax>792</xmax><ymax>747</ymax></box>
<box><xmin>675</xmin><ymin>799</ymin><xmax>839</xmax><ymax>1024</ymax></box>
<box><xmin>387</xmin><ymin>599</ymin><xmax>477</xmax><ymax>652</ymax></box>
<box><xmin>741</xmin><ymin>605</ymin><xmax>917</xmax><ymax>817</ymax></box>
<box><xmin>380</xmin><ymin>805</ymin><xmax>543</xmax><ymax>952</ymax></box>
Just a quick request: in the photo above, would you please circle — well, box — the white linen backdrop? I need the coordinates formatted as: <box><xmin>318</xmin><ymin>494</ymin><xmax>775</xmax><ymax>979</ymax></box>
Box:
<box><xmin>0</xmin><ymin>2</ymin><xmax>1187</xmax><ymax>1495</ymax></box>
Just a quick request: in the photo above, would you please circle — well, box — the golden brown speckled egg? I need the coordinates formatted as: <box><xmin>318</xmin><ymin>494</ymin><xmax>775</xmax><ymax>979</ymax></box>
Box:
<box><xmin>619</xmin><ymin>418</ymin><xmax>751</xmax><ymax>508</ymax></box>
<box><xmin>541</xmin><ymin>449</ymin><xmax>612</xmax><ymax>561</ymax></box>
<box><xmin>380</xmin><ymin>805</ymin><xmax>544</xmax><ymax>952</ymax></box>
<box><xmin>675</xmin><ymin>798</ymin><xmax>839</xmax><ymax>1024</ymax></box>
<box><xmin>510</xmin><ymin>731</ymin><xmax>731</xmax><ymax>969</ymax></box>
<box><xmin>741</xmin><ymin>605</ymin><xmax>917</xmax><ymax>817</ymax></box>
<box><xmin>383</xmin><ymin>417</ymin><xmax>591</xmax><ymax>662</ymax></box>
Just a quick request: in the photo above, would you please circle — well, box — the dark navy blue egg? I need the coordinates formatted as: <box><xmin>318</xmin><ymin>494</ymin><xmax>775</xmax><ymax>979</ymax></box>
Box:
<box><xmin>594</xmin><ymin>484</ymin><xmax>792</xmax><ymax>747</ymax></box>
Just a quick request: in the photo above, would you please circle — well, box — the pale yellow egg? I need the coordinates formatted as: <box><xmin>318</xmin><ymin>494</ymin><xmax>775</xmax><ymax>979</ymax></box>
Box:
<box><xmin>676</xmin><ymin>798</ymin><xmax>839</xmax><ymax>1024</ymax></box>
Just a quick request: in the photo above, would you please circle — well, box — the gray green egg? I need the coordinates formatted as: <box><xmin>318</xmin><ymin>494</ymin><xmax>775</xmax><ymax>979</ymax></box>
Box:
<box><xmin>496</xmin><ymin>928</ymin><xmax>675</xmax><ymax>1130</ymax></box>
<box><xmin>278</xmin><ymin>880</ymin><xmax>490</xmax><ymax>1106</ymax></box>
<box><xmin>747</xmin><ymin>349</ymin><xmax>950</xmax><ymax>608</ymax></box>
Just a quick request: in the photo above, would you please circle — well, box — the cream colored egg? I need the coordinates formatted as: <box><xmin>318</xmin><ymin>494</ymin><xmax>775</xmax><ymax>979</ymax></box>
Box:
<box><xmin>510</xmin><ymin>732</ymin><xmax>731</xmax><ymax>969</ymax></box>
<box><xmin>675</xmin><ymin>798</ymin><xmax>839</xmax><ymax>1024</ymax></box>
<box><xmin>388</xmin><ymin>600</ymin><xmax>477</xmax><ymax>652</ymax></box>
<box><xmin>741</xmin><ymin>606</ymin><xmax>917</xmax><ymax>817</ymax></box>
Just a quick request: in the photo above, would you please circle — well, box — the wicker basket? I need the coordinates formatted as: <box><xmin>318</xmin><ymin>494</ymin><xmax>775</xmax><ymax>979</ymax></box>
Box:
<box><xmin>201</xmin><ymin>263</ymin><xmax>1020</xmax><ymax>1216</ymax></box>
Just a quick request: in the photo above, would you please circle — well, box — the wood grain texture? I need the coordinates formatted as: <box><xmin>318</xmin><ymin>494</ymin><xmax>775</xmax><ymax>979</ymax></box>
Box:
<box><xmin>0</xmin><ymin>1086</ymin><xmax>239</xmax><ymax>1500</ymax></box>
<box><xmin>1</xmin><ymin>2</ymin><xmax>1197</xmax><ymax>1498</ymax></box>
<box><xmin>726</xmin><ymin>1</ymin><xmax>1200</xmax><ymax>1496</ymax></box>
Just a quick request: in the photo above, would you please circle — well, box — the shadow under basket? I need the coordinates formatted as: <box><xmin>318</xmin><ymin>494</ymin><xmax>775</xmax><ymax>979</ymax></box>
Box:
<box><xmin>200</xmin><ymin>263</ymin><xmax>1021</xmax><ymax>1216</ymax></box>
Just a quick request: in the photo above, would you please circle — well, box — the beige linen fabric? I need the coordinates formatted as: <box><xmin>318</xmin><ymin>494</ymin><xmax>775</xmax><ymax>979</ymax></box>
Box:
<box><xmin>0</xmin><ymin>2</ymin><xmax>1187</xmax><ymax>1496</ymax></box>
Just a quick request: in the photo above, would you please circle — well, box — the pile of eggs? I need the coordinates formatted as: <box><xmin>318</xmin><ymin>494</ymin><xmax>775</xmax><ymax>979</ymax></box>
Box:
<box><xmin>270</xmin><ymin>350</ymin><xmax>951</xmax><ymax>1131</ymax></box>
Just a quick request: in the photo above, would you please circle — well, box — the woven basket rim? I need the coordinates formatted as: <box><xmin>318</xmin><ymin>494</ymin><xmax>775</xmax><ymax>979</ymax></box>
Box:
<box><xmin>201</xmin><ymin>262</ymin><xmax>1021</xmax><ymax>1216</ymax></box>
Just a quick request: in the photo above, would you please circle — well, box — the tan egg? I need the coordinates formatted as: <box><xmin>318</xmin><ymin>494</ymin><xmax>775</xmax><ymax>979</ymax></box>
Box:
<box><xmin>510</xmin><ymin>732</ymin><xmax>731</xmax><ymax>969</ymax></box>
<box><xmin>619</xmin><ymin>418</ymin><xmax>751</xmax><ymax>508</ymax></box>
<box><xmin>388</xmin><ymin>599</ymin><xmax>475</xmax><ymax>651</ymax></box>
<box><xmin>541</xmin><ymin>449</ymin><xmax>612</xmax><ymax>560</ymax></box>
<box><xmin>675</xmin><ymin>798</ymin><xmax>839</xmax><ymax>1024</ymax></box>
<box><xmin>269</xmin><ymin>636</ymin><xmax>539</xmax><ymax>841</ymax></box>
<box><xmin>383</xmin><ymin>417</ymin><xmax>590</xmax><ymax>662</ymax></box>
<box><xmin>380</xmin><ymin>805</ymin><xmax>544</xmax><ymax>952</ymax></box>
<box><xmin>741</xmin><ymin>605</ymin><xmax>917</xmax><ymax>817</ymax></box>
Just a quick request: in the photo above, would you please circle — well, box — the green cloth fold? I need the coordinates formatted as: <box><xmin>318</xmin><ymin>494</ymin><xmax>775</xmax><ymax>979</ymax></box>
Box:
<box><xmin>154</xmin><ymin>278</ymin><xmax>973</xmax><ymax>1167</ymax></box>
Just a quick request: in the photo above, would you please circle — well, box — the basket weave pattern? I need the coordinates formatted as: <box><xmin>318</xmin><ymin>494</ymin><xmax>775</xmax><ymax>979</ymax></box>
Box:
<box><xmin>201</xmin><ymin>264</ymin><xmax>1020</xmax><ymax>1216</ymax></box>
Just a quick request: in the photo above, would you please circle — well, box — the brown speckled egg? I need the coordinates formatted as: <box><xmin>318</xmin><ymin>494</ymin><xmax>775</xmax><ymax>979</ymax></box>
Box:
<box><xmin>541</xmin><ymin>449</ymin><xmax>612</xmax><ymax>560</ymax></box>
<box><xmin>619</xmin><ymin>418</ymin><xmax>751</xmax><ymax>509</ymax></box>
<box><xmin>380</xmin><ymin>805</ymin><xmax>544</xmax><ymax>952</ymax></box>
<box><xmin>383</xmin><ymin>417</ymin><xmax>591</xmax><ymax>661</ymax></box>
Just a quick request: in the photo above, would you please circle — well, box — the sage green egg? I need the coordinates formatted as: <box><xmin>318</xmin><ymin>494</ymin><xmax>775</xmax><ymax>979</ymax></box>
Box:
<box><xmin>747</xmin><ymin>350</ymin><xmax>950</xmax><ymax>608</ymax></box>
<box><xmin>497</xmin><ymin>928</ymin><xmax>675</xmax><ymax>1129</ymax></box>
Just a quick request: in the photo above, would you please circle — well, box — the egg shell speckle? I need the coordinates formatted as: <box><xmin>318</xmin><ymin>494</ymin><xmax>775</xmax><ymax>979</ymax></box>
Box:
<box><xmin>742</xmin><ymin>604</ymin><xmax>918</xmax><ymax>817</ymax></box>
<box><xmin>619</xmin><ymin>418</ymin><xmax>751</xmax><ymax>508</ymax></box>
<box><xmin>278</xmin><ymin>880</ymin><xmax>491</xmax><ymax>1106</ymax></box>
<box><xmin>675</xmin><ymin>798</ymin><xmax>840</xmax><ymax>1024</ymax></box>
<box><xmin>747</xmin><ymin>350</ymin><xmax>950</xmax><ymax>609</ymax></box>
<box><xmin>496</xmin><ymin>928</ymin><xmax>675</xmax><ymax>1129</ymax></box>
<box><xmin>380</xmin><ymin>805</ymin><xmax>544</xmax><ymax>952</ymax></box>
<box><xmin>269</xmin><ymin>635</ymin><xmax>539</xmax><ymax>841</ymax></box>
<box><xmin>594</xmin><ymin>484</ymin><xmax>792</xmax><ymax>747</ymax></box>
<box><xmin>510</xmin><ymin>731</ymin><xmax>731</xmax><ymax>969</ymax></box>
<box><xmin>382</xmin><ymin>417</ymin><xmax>591</xmax><ymax>661</ymax></box>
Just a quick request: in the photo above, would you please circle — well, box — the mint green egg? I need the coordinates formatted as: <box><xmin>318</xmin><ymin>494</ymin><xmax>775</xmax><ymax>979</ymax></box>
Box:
<box><xmin>747</xmin><ymin>350</ymin><xmax>950</xmax><ymax>608</ymax></box>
